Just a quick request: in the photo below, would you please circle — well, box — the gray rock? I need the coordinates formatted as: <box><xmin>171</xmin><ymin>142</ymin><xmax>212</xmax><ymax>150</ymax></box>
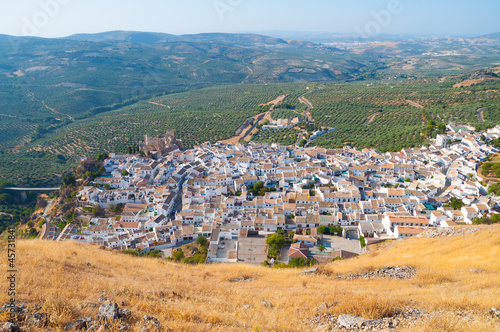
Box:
<box><xmin>337</xmin><ymin>314</ymin><xmax>365</xmax><ymax>328</ymax></box>
<box><xmin>98</xmin><ymin>303</ymin><xmax>119</xmax><ymax>320</ymax></box>
<box><xmin>300</xmin><ymin>268</ymin><xmax>318</xmax><ymax>275</ymax></box>
<box><xmin>470</xmin><ymin>269</ymin><xmax>483</xmax><ymax>273</ymax></box>
<box><xmin>313</xmin><ymin>302</ymin><xmax>330</xmax><ymax>311</ymax></box>
<box><xmin>2</xmin><ymin>322</ymin><xmax>20</xmax><ymax>332</ymax></box>
<box><xmin>229</xmin><ymin>277</ymin><xmax>251</xmax><ymax>282</ymax></box>
<box><xmin>261</xmin><ymin>300</ymin><xmax>274</xmax><ymax>308</ymax></box>
<box><xmin>98</xmin><ymin>296</ymin><xmax>107</xmax><ymax>302</ymax></box>
<box><xmin>65</xmin><ymin>317</ymin><xmax>92</xmax><ymax>331</ymax></box>
<box><xmin>336</xmin><ymin>266</ymin><xmax>417</xmax><ymax>280</ymax></box>
<box><xmin>243</xmin><ymin>304</ymin><xmax>252</xmax><ymax>309</ymax></box>
<box><xmin>118</xmin><ymin>309</ymin><xmax>131</xmax><ymax>317</ymax></box>
<box><xmin>143</xmin><ymin>315</ymin><xmax>161</xmax><ymax>330</ymax></box>
<box><xmin>491</xmin><ymin>307</ymin><xmax>500</xmax><ymax>318</ymax></box>
<box><xmin>26</xmin><ymin>312</ymin><xmax>49</xmax><ymax>327</ymax></box>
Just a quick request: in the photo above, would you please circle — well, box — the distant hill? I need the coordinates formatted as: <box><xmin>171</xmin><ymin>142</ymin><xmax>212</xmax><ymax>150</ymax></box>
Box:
<box><xmin>65</xmin><ymin>31</ymin><xmax>319</xmax><ymax>48</ymax></box>
<box><xmin>477</xmin><ymin>31</ymin><xmax>500</xmax><ymax>40</ymax></box>
<box><xmin>65</xmin><ymin>30</ymin><xmax>181</xmax><ymax>44</ymax></box>
<box><xmin>8</xmin><ymin>225</ymin><xmax>500</xmax><ymax>331</ymax></box>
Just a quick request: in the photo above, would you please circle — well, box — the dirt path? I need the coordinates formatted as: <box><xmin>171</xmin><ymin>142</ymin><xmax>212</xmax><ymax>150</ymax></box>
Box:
<box><xmin>476</xmin><ymin>108</ymin><xmax>485</xmax><ymax>123</ymax></box>
<box><xmin>405</xmin><ymin>99</ymin><xmax>424</xmax><ymax>109</ymax></box>
<box><xmin>243</xmin><ymin>66</ymin><xmax>254</xmax><ymax>82</ymax></box>
<box><xmin>0</xmin><ymin>113</ymin><xmax>18</xmax><ymax>118</ymax></box>
<box><xmin>41</xmin><ymin>101</ymin><xmax>75</xmax><ymax>121</ymax></box>
<box><xmin>220</xmin><ymin>95</ymin><xmax>288</xmax><ymax>144</ymax></box>
<box><xmin>27</xmin><ymin>90</ymin><xmax>75</xmax><ymax>121</ymax></box>
<box><xmin>260</xmin><ymin>94</ymin><xmax>287</xmax><ymax>107</ymax></box>
<box><xmin>148</xmin><ymin>101</ymin><xmax>171</xmax><ymax>108</ymax></box>
<box><xmin>363</xmin><ymin>112</ymin><xmax>380</xmax><ymax>125</ymax></box>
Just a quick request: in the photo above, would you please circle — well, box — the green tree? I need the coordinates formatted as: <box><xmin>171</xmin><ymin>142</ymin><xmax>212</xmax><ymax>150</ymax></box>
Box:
<box><xmin>448</xmin><ymin>198</ymin><xmax>464</xmax><ymax>210</ymax></box>
<box><xmin>299</xmin><ymin>139</ymin><xmax>307</xmax><ymax>147</ymax></box>
<box><xmin>359</xmin><ymin>235</ymin><xmax>366</xmax><ymax>248</ymax></box>
<box><xmin>196</xmin><ymin>235</ymin><xmax>208</xmax><ymax>247</ymax></box>
<box><xmin>318</xmin><ymin>244</ymin><xmax>326</xmax><ymax>252</ymax></box>
<box><xmin>96</xmin><ymin>152</ymin><xmax>109</xmax><ymax>161</ymax></box>
<box><xmin>62</xmin><ymin>173</ymin><xmax>76</xmax><ymax>186</ymax></box>
<box><xmin>266</xmin><ymin>233</ymin><xmax>285</xmax><ymax>259</ymax></box>
<box><xmin>317</xmin><ymin>225</ymin><xmax>328</xmax><ymax>234</ymax></box>
<box><xmin>488</xmin><ymin>182</ymin><xmax>500</xmax><ymax>196</ymax></box>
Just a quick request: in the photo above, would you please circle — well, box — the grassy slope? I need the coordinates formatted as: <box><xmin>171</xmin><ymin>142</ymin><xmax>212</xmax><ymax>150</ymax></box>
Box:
<box><xmin>0</xmin><ymin>226</ymin><xmax>499</xmax><ymax>331</ymax></box>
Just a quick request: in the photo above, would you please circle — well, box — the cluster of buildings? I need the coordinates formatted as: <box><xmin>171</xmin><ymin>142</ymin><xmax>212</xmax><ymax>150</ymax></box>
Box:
<box><xmin>262</xmin><ymin>117</ymin><xmax>302</xmax><ymax>130</ymax></box>
<box><xmin>40</xmin><ymin>125</ymin><xmax>500</xmax><ymax>264</ymax></box>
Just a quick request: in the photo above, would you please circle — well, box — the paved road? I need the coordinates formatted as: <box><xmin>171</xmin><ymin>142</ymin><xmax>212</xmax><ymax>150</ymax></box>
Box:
<box><xmin>476</xmin><ymin>108</ymin><xmax>485</xmax><ymax>123</ymax></box>
<box><xmin>298</xmin><ymin>91</ymin><xmax>314</xmax><ymax>124</ymax></box>
<box><xmin>43</xmin><ymin>200</ymin><xmax>54</xmax><ymax>217</ymax></box>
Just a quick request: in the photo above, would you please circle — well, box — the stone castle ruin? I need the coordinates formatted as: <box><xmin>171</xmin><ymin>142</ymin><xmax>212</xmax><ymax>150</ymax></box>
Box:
<box><xmin>141</xmin><ymin>130</ymin><xmax>182</xmax><ymax>156</ymax></box>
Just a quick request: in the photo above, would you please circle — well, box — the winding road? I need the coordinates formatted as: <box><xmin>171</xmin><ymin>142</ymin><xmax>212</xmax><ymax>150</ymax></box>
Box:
<box><xmin>298</xmin><ymin>91</ymin><xmax>314</xmax><ymax>125</ymax></box>
<box><xmin>476</xmin><ymin>108</ymin><xmax>485</xmax><ymax>123</ymax></box>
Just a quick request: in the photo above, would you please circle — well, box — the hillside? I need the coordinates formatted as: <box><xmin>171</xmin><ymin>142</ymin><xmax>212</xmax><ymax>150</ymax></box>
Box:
<box><xmin>2</xmin><ymin>31</ymin><xmax>500</xmax><ymax>187</ymax></box>
<box><xmin>1</xmin><ymin>226</ymin><xmax>499</xmax><ymax>331</ymax></box>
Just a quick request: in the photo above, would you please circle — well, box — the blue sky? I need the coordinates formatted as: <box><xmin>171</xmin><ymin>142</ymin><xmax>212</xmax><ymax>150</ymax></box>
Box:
<box><xmin>1</xmin><ymin>0</ymin><xmax>499</xmax><ymax>38</ymax></box>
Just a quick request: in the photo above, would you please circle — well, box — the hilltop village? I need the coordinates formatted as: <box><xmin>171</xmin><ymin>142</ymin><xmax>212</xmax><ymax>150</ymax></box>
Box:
<box><xmin>41</xmin><ymin>125</ymin><xmax>500</xmax><ymax>264</ymax></box>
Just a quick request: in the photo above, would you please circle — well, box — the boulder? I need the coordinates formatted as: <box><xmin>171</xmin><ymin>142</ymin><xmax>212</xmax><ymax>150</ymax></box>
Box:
<box><xmin>64</xmin><ymin>317</ymin><xmax>92</xmax><ymax>331</ymax></box>
<box><xmin>300</xmin><ymin>268</ymin><xmax>318</xmax><ymax>275</ymax></box>
<box><xmin>98</xmin><ymin>303</ymin><xmax>119</xmax><ymax>320</ymax></box>
<box><xmin>141</xmin><ymin>315</ymin><xmax>161</xmax><ymax>331</ymax></box>
<box><xmin>26</xmin><ymin>312</ymin><xmax>49</xmax><ymax>327</ymax></box>
<box><xmin>337</xmin><ymin>314</ymin><xmax>365</xmax><ymax>328</ymax></box>
<box><xmin>118</xmin><ymin>309</ymin><xmax>132</xmax><ymax>317</ymax></box>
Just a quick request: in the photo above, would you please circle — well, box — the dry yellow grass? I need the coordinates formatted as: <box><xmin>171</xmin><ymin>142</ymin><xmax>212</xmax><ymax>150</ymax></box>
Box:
<box><xmin>0</xmin><ymin>225</ymin><xmax>499</xmax><ymax>331</ymax></box>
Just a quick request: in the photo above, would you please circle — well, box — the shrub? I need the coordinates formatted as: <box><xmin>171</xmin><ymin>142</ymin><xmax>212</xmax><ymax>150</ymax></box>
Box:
<box><xmin>172</xmin><ymin>248</ymin><xmax>185</xmax><ymax>262</ymax></box>
<box><xmin>196</xmin><ymin>235</ymin><xmax>208</xmax><ymax>247</ymax></box>
<box><xmin>121</xmin><ymin>248</ymin><xmax>142</xmax><ymax>256</ymax></box>
<box><xmin>359</xmin><ymin>235</ymin><xmax>366</xmax><ymax>248</ymax></box>
<box><xmin>144</xmin><ymin>249</ymin><xmax>163</xmax><ymax>258</ymax></box>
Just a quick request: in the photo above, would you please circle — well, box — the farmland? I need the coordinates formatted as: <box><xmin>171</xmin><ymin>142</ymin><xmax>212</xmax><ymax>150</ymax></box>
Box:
<box><xmin>23</xmin><ymin>84</ymin><xmax>308</xmax><ymax>158</ymax></box>
<box><xmin>308</xmin><ymin>79</ymin><xmax>500</xmax><ymax>151</ymax></box>
<box><xmin>1</xmin><ymin>31</ymin><xmax>500</xmax><ymax>186</ymax></box>
<box><xmin>2</xmin><ymin>76</ymin><xmax>500</xmax><ymax>187</ymax></box>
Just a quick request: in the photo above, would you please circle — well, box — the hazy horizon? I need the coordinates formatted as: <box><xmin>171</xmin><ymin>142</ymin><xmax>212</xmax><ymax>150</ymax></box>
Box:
<box><xmin>0</xmin><ymin>0</ymin><xmax>499</xmax><ymax>39</ymax></box>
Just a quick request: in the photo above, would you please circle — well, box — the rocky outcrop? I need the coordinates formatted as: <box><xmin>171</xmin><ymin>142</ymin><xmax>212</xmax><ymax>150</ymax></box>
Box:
<box><xmin>417</xmin><ymin>227</ymin><xmax>480</xmax><ymax>238</ymax></box>
<box><xmin>335</xmin><ymin>266</ymin><xmax>417</xmax><ymax>280</ymax></box>
<box><xmin>308</xmin><ymin>307</ymin><xmax>429</xmax><ymax>331</ymax></box>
